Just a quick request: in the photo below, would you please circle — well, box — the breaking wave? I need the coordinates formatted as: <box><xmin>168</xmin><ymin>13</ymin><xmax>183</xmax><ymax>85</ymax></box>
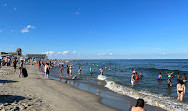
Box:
<box><xmin>105</xmin><ymin>80</ymin><xmax>188</xmax><ymax>111</ymax></box>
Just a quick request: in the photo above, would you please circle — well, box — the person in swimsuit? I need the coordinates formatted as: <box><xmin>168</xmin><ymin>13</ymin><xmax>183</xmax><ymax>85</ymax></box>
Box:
<box><xmin>46</xmin><ymin>63</ymin><xmax>50</xmax><ymax>78</ymax></box>
<box><xmin>177</xmin><ymin>80</ymin><xmax>186</xmax><ymax>101</ymax></box>
<box><xmin>177</xmin><ymin>73</ymin><xmax>181</xmax><ymax>82</ymax></box>
<box><xmin>131</xmin><ymin>98</ymin><xmax>146</xmax><ymax>111</ymax></box>
<box><xmin>140</xmin><ymin>71</ymin><xmax>143</xmax><ymax>77</ymax></box>
<box><xmin>13</xmin><ymin>59</ymin><xmax>17</xmax><ymax>74</ymax></box>
<box><xmin>59</xmin><ymin>65</ymin><xmax>64</xmax><ymax>77</ymax></box>
<box><xmin>69</xmin><ymin>65</ymin><xmax>72</xmax><ymax>76</ymax></box>
<box><xmin>100</xmin><ymin>68</ymin><xmax>103</xmax><ymax>75</ymax></box>
<box><xmin>38</xmin><ymin>60</ymin><xmax>41</xmax><ymax>70</ymax></box>
<box><xmin>131</xmin><ymin>73</ymin><xmax>136</xmax><ymax>85</ymax></box>
<box><xmin>182</xmin><ymin>73</ymin><xmax>187</xmax><ymax>83</ymax></box>
<box><xmin>90</xmin><ymin>67</ymin><xmax>92</xmax><ymax>76</ymax></box>
<box><xmin>158</xmin><ymin>72</ymin><xmax>162</xmax><ymax>80</ymax></box>
<box><xmin>135</xmin><ymin>72</ymin><xmax>139</xmax><ymax>81</ymax></box>
<box><xmin>19</xmin><ymin>60</ymin><xmax>24</xmax><ymax>78</ymax></box>
<box><xmin>78</xmin><ymin>66</ymin><xmax>82</xmax><ymax>75</ymax></box>
<box><xmin>66</xmin><ymin>65</ymin><xmax>69</xmax><ymax>76</ymax></box>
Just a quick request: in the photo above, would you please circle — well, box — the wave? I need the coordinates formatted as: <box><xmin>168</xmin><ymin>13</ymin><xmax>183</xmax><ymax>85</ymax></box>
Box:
<box><xmin>105</xmin><ymin>80</ymin><xmax>188</xmax><ymax>111</ymax></box>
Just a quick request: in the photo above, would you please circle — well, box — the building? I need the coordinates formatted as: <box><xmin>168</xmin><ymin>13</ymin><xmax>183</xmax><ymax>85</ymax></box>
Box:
<box><xmin>26</xmin><ymin>54</ymin><xmax>47</xmax><ymax>59</ymax></box>
<box><xmin>0</xmin><ymin>48</ymin><xmax>22</xmax><ymax>57</ymax></box>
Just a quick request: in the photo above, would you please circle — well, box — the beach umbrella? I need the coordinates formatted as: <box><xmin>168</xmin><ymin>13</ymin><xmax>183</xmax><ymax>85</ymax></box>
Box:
<box><xmin>0</xmin><ymin>57</ymin><xmax>2</xmax><ymax>59</ymax></box>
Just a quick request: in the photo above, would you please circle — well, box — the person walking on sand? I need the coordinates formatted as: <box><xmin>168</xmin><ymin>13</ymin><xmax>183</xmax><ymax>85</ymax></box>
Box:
<box><xmin>19</xmin><ymin>60</ymin><xmax>24</xmax><ymax>78</ymax></box>
<box><xmin>131</xmin><ymin>98</ymin><xmax>146</xmax><ymax>111</ymax></box>
<box><xmin>177</xmin><ymin>80</ymin><xmax>186</xmax><ymax>101</ymax></box>
<box><xmin>59</xmin><ymin>65</ymin><xmax>64</xmax><ymax>77</ymax></box>
<box><xmin>38</xmin><ymin>60</ymin><xmax>41</xmax><ymax>70</ymax></box>
<box><xmin>13</xmin><ymin>59</ymin><xmax>18</xmax><ymax>73</ymax></box>
<box><xmin>45</xmin><ymin>63</ymin><xmax>50</xmax><ymax>78</ymax></box>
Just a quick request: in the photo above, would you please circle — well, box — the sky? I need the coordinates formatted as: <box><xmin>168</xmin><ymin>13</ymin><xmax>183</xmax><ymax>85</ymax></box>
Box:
<box><xmin>0</xmin><ymin>0</ymin><xmax>188</xmax><ymax>59</ymax></box>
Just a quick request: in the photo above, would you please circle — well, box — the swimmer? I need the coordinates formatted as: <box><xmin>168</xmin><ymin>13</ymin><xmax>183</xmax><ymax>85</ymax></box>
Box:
<box><xmin>158</xmin><ymin>72</ymin><xmax>162</xmax><ymax>80</ymax></box>
<box><xmin>140</xmin><ymin>71</ymin><xmax>143</xmax><ymax>77</ymax></box>
<box><xmin>177</xmin><ymin>73</ymin><xmax>181</xmax><ymax>82</ymax></box>
<box><xmin>114</xmin><ymin>68</ymin><xmax>116</xmax><ymax>71</ymax></box>
<box><xmin>108</xmin><ymin>68</ymin><xmax>111</xmax><ymax>71</ymax></box>
<box><xmin>177</xmin><ymin>80</ymin><xmax>186</xmax><ymax>101</ymax></box>
<box><xmin>131</xmin><ymin>98</ymin><xmax>146</xmax><ymax>111</ymax></box>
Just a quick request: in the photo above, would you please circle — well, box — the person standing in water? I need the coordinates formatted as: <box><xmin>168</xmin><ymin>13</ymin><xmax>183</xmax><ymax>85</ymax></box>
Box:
<box><xmin>78</xmin><ymin>66</ymin><xmax>82</xmax><ymax>75</ymax></box>
<box><xmin>177</xmin><ymin>73</ymin><xmax>181</xmax><ymax>82</ymax></box>
<box><xmin>131</xmin><ymin>72</ymin><xmax>136</xmax><ymax>85</ymax></box>
<box><xmin>135</xmin><ymin>72</ymin><xmax>139</xmax><ymax>81</ymax></box>
<box><xmin>69</xmin><ymin>65</ymin><xmax>72</xmax><ymax>76</ymax></box>
<box><xmin>177</xmin><ymin>80</ymin><xmax>186</xmax><ymax>101</ymax></box>
<box><xmin>45</xmin><ymin>63</ymin><xmax>50</xmax><ymax>78</ymax></box>
<box><xmin>66</xmin><ymin>65</ymin><xmax>69</xmax><ymax>77</ymax></box>
<box><xmin>158</xmin><ymin>72</ymin><xmax>162</xmax><ymax>80</ymax></box>
<box><xmin>131</xmin><ymin>98</ymin><xmax>146</xmax><ymax>111</ymax></box>
<box><xmin>140</xmin><ymin>71</ymin><xmax>143</xmax><ymax>77</ymax></box>
<box><xmin>90</xmin><ymin>67</ymin><xmax>92</xmax><ymax>76</ymax></box>
<box><xmin>182</xmin><ymin>73</ymin><xmax>187</xmax><ymax>83</ymax></box>
<box><xmin>100</xmin><ymin>68</ymin><xmax>103</xmax><ymax>75</ymax></box>
<box><xmin>59</xmin><ymin>65</ymin><xmax>64</xmax><ymax>77</ymax></box>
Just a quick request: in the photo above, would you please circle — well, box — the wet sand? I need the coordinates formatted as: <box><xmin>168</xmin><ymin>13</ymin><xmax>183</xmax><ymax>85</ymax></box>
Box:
<box><xmin>0</xmin><ymin>65</ymin><xmax>166</xmax><ymax>111</ymax></box>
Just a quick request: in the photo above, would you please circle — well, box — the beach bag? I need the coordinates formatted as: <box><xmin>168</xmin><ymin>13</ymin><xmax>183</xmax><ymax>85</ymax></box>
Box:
<box><xmin>22</xmin><ymin>68</ymin><xmax>28</xmax><ymax>77</ymax></box>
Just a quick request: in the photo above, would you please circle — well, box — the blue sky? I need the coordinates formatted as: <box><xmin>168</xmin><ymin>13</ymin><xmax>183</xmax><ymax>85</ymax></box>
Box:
<box><xmin>0</xmin><ymin>0</ymin><xmax>188</xmax><ymax>59</ymax></box>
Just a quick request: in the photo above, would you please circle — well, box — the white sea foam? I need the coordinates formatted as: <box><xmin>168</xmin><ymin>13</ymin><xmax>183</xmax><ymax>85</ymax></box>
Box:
<box><xmin>97</xmin><ymin>75</ymin><xmax>107</xmax><ymax>80</ymax></box>
<box><xmin>105</xmin><ymin>80</ymin><xmax>188</xmax><ymax>111</ymax></box>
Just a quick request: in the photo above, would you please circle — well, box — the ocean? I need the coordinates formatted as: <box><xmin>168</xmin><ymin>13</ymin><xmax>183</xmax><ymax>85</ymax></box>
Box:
<box><xmin>49</xmin><ymin>59</ymin><xmax>188</xmax><ymax>111</ymax></box>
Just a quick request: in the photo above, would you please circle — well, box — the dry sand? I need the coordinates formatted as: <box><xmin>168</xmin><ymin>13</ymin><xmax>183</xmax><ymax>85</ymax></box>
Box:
<box><xmin>0</xmin><ymin>65</ymin><xmax>117</xmax><ymax>111</ymax></box>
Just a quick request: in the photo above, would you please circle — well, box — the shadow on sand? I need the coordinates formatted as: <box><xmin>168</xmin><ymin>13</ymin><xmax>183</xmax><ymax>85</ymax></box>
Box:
<box><xmin>0</xmin><ymin>95</ymin><xmax>26</xmax><ymax>103</ymax></box>
<box><xmin>0</xmin><ymin>80</ymin><xmax>18</xmax><ymax>83</ymax></box>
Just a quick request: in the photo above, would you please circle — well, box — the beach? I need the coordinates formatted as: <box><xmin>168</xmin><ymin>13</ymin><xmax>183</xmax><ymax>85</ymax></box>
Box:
<box><xmin>0</xmin><ymin>64</ymin><xmax>168</xmax><ymax>111</ymax></box>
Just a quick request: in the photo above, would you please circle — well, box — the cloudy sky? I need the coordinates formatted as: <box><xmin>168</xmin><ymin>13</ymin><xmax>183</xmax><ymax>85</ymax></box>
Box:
<box><xmin>0</xmin><ymin>0</ymin><xmax>188</xmax><ymax>59</ymax></box>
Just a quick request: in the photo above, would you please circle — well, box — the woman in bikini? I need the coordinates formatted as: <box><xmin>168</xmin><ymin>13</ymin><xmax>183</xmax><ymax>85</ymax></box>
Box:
<box><xmin>177</xmin><ymin>80</ymin><xmax>186</xmax><ymax>101</ymax></box>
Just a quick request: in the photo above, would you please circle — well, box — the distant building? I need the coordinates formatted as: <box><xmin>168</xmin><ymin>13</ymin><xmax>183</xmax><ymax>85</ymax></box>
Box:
<box><xmin>0</xmin><ymin>48</ymin><xmax>47</xmax><ymax>60</ymax></box>
<box><xmin>0</xmin><ymin>48</ymin><xmax>22</xmax><ymax>57</ymax></box>
<box><xmin>26</xmin><ymin>54</ymin><xmax>47</xmax><ymax>59</ymax></box>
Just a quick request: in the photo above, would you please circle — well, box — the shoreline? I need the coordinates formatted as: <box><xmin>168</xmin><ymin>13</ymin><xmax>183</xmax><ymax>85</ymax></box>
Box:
<box><xmin>0</xmin><ymin>65</ymin><xmax>117</xmax><ymax>111</ymax></box>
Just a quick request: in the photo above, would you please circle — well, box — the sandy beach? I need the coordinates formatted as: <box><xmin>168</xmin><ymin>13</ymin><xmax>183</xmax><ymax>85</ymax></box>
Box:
<box><xmin>0</xmin><ymin>65</ymin><xmax>117</xmax><ymax>111</ymax></box>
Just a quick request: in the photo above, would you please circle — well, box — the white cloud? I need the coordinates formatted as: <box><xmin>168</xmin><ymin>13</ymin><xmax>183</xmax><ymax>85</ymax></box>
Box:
<box><xmin>57</xmin><ymin>52</ymin><xmax>62</xmax><ymax>54</ymax></box>
<box><xmin>0</xmin><ymin>30</ymin><xmax>2</xmax><ymax>33</ymax></box>
<box><xmin>98</xmin><ymin>52</ymin><xmax>113</xmax><ymax>56</ymax></box>
<box><xmin>162</xmin><ymin>52</ymin><xmax>166</xmax><ymax>55</ymax></box>
<box><xmin>21</xmin><ymin>25</ymin><xmax>36</xmax><ymax>33</ymax></box>
<box><xmin>13</xmin><ymin>8</ymin><xmax>16</xmax><ymax>11</ymax></box>
<box><xmin>62</xmin><ymin>51</ymin><xmax>69</xmax><ymax>55</ymax></box>
<box><xmin>2</xmin><ymin>4</ymin><xmax>7</xmax><ymax>7</ymax></box>
<box><xmin>73</xmin><ymin>51</ymin><xmax>77</xmax><ymax>54</ymax></box>
<box><xmin>44</xmin><ymin>51</ymin><xmax>54</xmax><ymax>55</ymax></box>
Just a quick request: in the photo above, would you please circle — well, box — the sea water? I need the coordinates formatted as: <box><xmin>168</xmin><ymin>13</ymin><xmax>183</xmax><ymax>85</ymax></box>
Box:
<box><xmin>50</xmin><ymin>59</ymin><xmax>188</xmax><ymax>111</ymax></box>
